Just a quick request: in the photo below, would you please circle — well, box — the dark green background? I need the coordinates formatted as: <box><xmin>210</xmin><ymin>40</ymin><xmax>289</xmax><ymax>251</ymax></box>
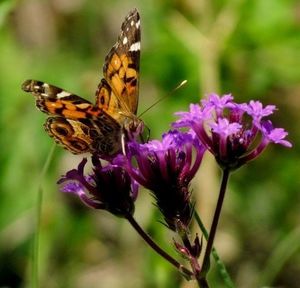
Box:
<box><xmin>0</xmin><ymin>0</ymin><xmax>299</xmax><ymax>287</ymax></box>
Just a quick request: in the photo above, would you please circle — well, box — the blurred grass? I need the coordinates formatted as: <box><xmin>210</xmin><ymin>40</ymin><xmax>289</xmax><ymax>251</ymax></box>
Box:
<box><xmin>0</xmin><ymin>0</ymin><xmax>299</xmax><ymax>287</ymax></box>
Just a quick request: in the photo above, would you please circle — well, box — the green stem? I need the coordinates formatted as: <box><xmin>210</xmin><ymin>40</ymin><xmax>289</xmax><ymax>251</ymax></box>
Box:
<box><xmin>32</xmin><ymin>186</ymin><xmax>43</xmax><ymax>288</ymax></box>
<box><xmin>194</xmin><ymin>211</ymin><xmax>235</xmax><ymax>287</ymax></box>
<box><xmin>125</xmin><ymin>213</ymin><xmax>193</xmax><ymax>280</ymax></box>
<box><xmin>201</xmin><ymin>168</ymin><xmax>230</xmax><ymax>279</ymax></box>
<box><xmin>32</xmin><ymin>145</ymin><xmax>56</xmax><ymax>288</ymax></box>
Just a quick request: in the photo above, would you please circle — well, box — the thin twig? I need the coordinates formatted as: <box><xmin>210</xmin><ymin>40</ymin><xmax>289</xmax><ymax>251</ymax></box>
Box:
<box><xmin>201</xmin><ymin>169</ymin><xmax>230</xmax><ymax>279</ymax></box>
<box><xmin>32</xmin><ymin>144</ymin><xmax>56</xmax><ymax>288</ymax></box>
<box><xmin>125</xmin><ymin>213</ymin><xmax>194</xmax><ymax>280</ymax></box>
<box><xmin>194</xmin><ymin>211</ymin><xmax>235</xmax><ymax>288</ymax></box>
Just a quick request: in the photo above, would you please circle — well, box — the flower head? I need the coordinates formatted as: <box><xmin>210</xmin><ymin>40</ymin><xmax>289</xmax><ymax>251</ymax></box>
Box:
<box><xmin>120</xmin><ymin>130</ymin><xmax>206</xmax><ymax>231</ymax></box>
<box><xmin>173</xmin><ymin>94</ymin><xmax>292</xmax><ymax>170</ymax></box>
<box><xmin>58</xmin><ymin>156</ymin><xmax>138</xmax><ymax>217</ymax></box>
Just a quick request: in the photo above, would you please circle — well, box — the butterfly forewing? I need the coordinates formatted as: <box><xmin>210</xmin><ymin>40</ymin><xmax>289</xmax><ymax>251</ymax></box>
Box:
<box><xmin>22</xmin><ymin>79</ymin><xmax>98</xmax><ymax>119</ymax></box>
<box><xmin>95</xmin><ymin>79</ymin><xmax>123</xmax><ymax>121</ymax></box>
<box><xmin>102</xmin><ymin>8</ymin><xmax>140</xmax><ymax>115</ymax></box>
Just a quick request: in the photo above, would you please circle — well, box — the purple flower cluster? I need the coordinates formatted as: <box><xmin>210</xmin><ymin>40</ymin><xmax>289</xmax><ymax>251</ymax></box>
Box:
<box><xmin>59</xmin><ymin>129</ymin><xmax>206</xmax><ymax>230</ymax></box>
<box><xmin>173</xmin><ymin>93</ymin><xmax>291</xmax><ymax>170</ymax></box>
<box><xmin>59</xmin><ymin>93</ymin><xmax>291</xmax><ymax>225</ymax></box>
<box><xmin>121</xmin><ymin>130</ymin><xmax>206</xmax><ymax>230</ymax></box>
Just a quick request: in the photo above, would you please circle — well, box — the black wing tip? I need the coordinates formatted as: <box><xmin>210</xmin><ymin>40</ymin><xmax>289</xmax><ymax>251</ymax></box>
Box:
<box><xmin>21</xmin><ymin>79</ymin><xmax>33</xmax><ymax>92</ymax></box>
<box><xmin>128</xmin><ymin>8</ymin><xmax>139</xmax><ymax>17</ymax></box>
<box><xmin>122</xmin><ymin>8</ymin><xmax>141</xmax><ymax>41</ymax></box>
<box><xmin>125</xmin><ymin>8</ymin><xmax>140</xmax><ymax>24</ymax></box>
<box><xmin>22</xmin><ymin>79</ymin><xmax>44</xmax><ymax>92</ymax></box>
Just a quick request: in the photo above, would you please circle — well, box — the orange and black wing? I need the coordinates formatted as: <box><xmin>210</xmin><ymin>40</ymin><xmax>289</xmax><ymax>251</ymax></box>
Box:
<box><xmin>97</xmin><ymin>9</ymin><xmax>140</xmax><ymax>115</ymax></box>
<box><xmin>22</xmin><ymin>80</ymin><xmax>122</xmax><ymax>155</ymax></box>
<box><xmin>22</xmin><ymin>79</ymin><xmax>101</xmax><ymax>119</ymax></box>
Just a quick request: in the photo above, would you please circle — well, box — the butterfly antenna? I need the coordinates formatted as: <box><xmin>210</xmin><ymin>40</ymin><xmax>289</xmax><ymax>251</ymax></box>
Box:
<box><xmin>138</xmin><ymin>80</ymin><xmax>187</xmax><ymax>118</ymax></box>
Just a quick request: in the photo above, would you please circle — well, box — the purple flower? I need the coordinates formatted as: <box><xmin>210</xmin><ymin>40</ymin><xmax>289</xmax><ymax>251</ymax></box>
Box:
<box><xmin>173</xmin><ymin>94</ymin><xmax>292</xmax><ymax>170</ymax></box>
<box><xmin>120</xmin><ymin>130</ymin><xmax>206</xmax><ymax>231</ymax></box>
<box><xmin>58</xmin><ymin>156</ymin><xmax>138</xmax><ymax>217</ymax></box>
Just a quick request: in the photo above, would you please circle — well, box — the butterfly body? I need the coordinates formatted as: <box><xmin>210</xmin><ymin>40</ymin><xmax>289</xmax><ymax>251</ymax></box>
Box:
<box><xmin>22</xmin><ymin>9</ymin><xmax>143</xmax><ymax>156</ymax></box>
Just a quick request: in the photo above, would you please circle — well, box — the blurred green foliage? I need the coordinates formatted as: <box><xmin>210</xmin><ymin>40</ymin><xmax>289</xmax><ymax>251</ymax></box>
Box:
<box><xmin>0</xmin><ymin>0</ymin><xmax>299</xmax><ymax>287</ymax></box>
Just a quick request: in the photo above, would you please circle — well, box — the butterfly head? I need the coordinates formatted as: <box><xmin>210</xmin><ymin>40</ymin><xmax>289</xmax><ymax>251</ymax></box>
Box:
<box><xmin>123</xmin><ymin>116</ymin><xmax>144</xmax><ymax>141</ymax></box>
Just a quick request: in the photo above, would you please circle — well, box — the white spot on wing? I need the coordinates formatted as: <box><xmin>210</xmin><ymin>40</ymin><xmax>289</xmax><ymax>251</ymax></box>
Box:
<box><xmin>129</xmin><ymin>41</ymin><xmax>140</xmax><ymax>52</ymax></box>
<box><xmin>135</xmin><ymin>20</ymin><xmax>140</xmax><ymax>29</ymax></box>
<box><xmin>130</xmin><ymin>20</ymin><xmax>134</xmax><ymax>26</ymax></box>
<box><xmin>57</xmin><ymin>91</ymin><xmax>72</xmax><ymax>98</ymax></box>
<box><xmin>42</xmin><ymin>83</ymin><xmax>49</xmax><ymax>89</ymax></box>
<box><xmin>123</xmin><ymin>36</ymin><xmax>128</xmax><ymax>44</ymax></box>
<box><xmin>76</xmin><ymin>103</ymin><xmax>90</xmax><ymax>109</ymax></box>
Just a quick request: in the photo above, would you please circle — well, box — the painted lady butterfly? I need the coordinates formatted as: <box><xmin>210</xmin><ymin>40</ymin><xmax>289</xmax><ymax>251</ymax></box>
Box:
<box><xmin>22</xmin><ymin>9</ymin><xmax>143</xmax><ymax>155</ymax></box>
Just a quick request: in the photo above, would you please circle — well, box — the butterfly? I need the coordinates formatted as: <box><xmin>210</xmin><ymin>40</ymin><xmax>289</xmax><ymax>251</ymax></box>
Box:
<box><xmin>22</xmin><ymin>9</ymin><xmax>144</xmax><ymax>156</ymax></box>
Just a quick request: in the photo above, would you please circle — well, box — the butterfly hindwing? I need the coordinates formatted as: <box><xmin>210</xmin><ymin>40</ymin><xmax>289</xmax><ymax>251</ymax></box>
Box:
<box><xmin>44</xmin><ymin>116</ymin><xmax>122</xmax><ymax>155</ymax></box>
<box><xmin>44</xmin><ymin>117</ymin><xmax>93</xmax><ymax>154</ymax></box>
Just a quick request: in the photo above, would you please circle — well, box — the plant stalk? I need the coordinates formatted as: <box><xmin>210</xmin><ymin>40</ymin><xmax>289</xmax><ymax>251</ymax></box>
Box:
<box><xmin>201</xmin><ymin>168</ymin><xmax>230</xmax><ymax>279</ymax></box>
<box><xmin>125</xmin><ymin>213</ymin><xmax>194</xmax><ymax>280</ymax></box>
